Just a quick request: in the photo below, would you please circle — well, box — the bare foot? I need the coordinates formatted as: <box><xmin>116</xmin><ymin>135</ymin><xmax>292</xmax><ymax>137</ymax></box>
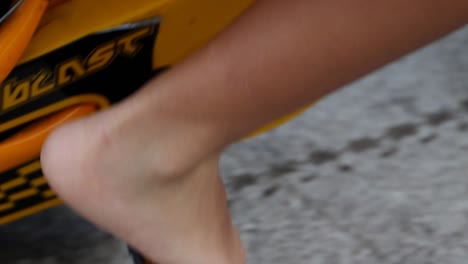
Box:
<box><xmin>40</xmin><ymin>97</ymin><xmax>245</xmax><ymax>263</ymax></box>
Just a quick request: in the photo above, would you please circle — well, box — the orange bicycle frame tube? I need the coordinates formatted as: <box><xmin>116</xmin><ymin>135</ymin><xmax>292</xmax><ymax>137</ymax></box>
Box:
<box><xmin>0</xmin><ymin>0</ymin><xmax>67</xmax><ymax>83</ymax></box>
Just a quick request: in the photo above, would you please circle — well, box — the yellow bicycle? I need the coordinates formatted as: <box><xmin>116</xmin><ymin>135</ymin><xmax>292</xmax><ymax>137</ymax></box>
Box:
<box><xmin>0</xmin><ymin>0</ymin><xmax>308</xmax><ymax>227</ymax></box>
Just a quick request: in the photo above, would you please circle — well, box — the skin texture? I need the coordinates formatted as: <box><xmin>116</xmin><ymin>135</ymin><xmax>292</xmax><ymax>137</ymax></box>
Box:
<box><xmin>41</xmin><ymin>0</ymin><xmax>468</xmax><ymax>263</ymax></box>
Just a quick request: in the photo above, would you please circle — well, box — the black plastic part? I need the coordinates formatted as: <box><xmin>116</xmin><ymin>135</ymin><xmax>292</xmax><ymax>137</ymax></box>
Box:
<box><xmin>0</xmin><ymin>0</ymin><xmax>22</xmax><ymax>25</ymax></box>
<box><xmin>0</xmin><ymin>0</ymin><xmax>13</xmax><ymax>16</ymax></box>
<box><xmin>129</xmin><ymin>246</ymin><xmax>146</xmax><ymax>264</ymax></box>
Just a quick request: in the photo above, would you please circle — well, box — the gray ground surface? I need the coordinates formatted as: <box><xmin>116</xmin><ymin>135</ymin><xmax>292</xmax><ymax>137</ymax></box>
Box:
<box><xmin>1</xmin><ymin>26</ymin><xmax>468</xmax><ymax>264</ymax></box>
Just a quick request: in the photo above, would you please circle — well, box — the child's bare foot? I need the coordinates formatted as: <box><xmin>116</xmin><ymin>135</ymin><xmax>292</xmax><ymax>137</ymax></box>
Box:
<box><xmin>40</xmin><ymin>96</ymin><xmax>245</xmax><ymax>264</ymax></box>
